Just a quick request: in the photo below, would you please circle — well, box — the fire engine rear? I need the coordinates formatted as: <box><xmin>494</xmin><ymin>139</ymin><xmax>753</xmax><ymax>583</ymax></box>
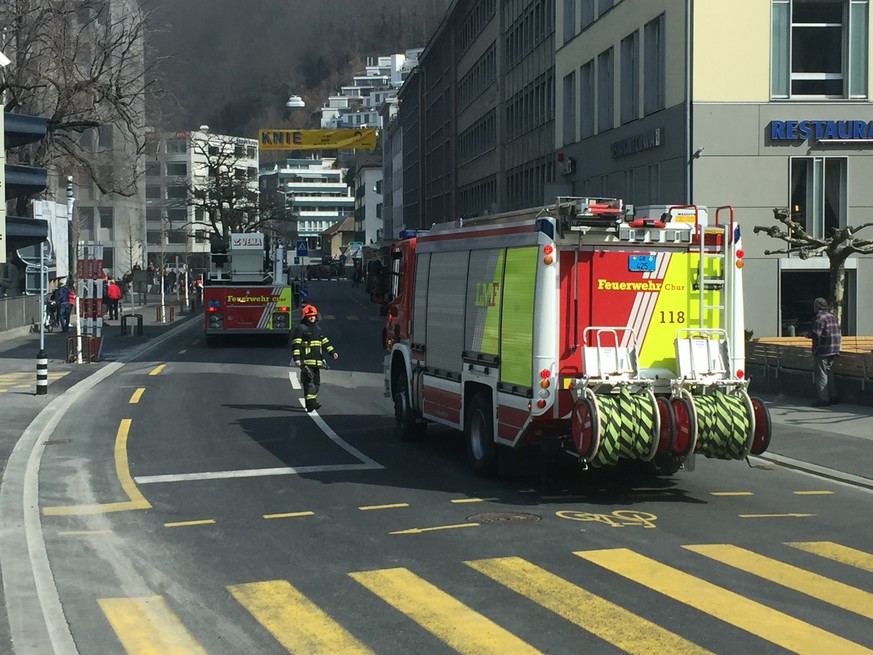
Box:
<box><xmin>377</xmin><ymin>198</ymin><xmax>772</xmax><ymax>476</ymax></box>
<box><xmin>203</xmin><ymin>233</ymin><xmax>293</xmax><ymax>344</ymax></box>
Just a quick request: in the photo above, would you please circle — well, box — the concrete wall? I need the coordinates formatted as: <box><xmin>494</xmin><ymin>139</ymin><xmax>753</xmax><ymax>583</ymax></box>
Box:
<box><xmin>0</xmin><ymin>296</ymin><xmax>42</xmax><ymax>333</ymax></box>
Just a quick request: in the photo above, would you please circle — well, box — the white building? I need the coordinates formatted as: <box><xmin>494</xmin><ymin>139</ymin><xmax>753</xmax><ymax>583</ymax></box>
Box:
<box><xmin>352</xmin><ymin>163</ymin><xmax>384</xmax><ymax>245</ymax></box>
<box><xmin>144</xmin><ymin>128</ymin><xmax>259</xmax><ymax>269</ymax></box>
<box><xmin>260</xmin><ymin>157</ymin><xmax>354</xmax><ymax>245</ymax></box>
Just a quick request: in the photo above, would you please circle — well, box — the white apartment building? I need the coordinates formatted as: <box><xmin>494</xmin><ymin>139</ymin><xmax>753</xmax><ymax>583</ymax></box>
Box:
<box><xmin>144</xmin><ymin>128</ymin><xmax>259</xmax><ymax>270</ymax></box>
<box><xmin>260</xmin><ymin>157</ymin><xmax>354</xmax><ymax>246</ymax></box>
<box><xmin>320</xmin><ymin>49</ymin><xmax>422</xmax><ymax>130</ymax></box>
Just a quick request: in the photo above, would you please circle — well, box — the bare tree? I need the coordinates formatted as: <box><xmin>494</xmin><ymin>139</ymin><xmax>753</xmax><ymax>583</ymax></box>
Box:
<box><xmin>1</xmin><ymin>0</ymin><xmax>165</xmax><ymax>197</ymax></box>
<box><xmin>754</xmin><ymin>207</ymin><xmax>873</xmax><ymax>325</ymax></box>
<box><xmin>181</xmin><ymin>133</ymin><xmax>260</xmax><ymax>242</ymax></box>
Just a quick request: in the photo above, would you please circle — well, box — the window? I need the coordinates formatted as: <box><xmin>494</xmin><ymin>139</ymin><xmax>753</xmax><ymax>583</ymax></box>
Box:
<box><xmin>146</xmin><ymin>208</ymin><xmax>162</xmax><ymax>222</ymax></box>
<box><xmin>772</xmin><ymin>0</ymin><xmax>869</xmax><ymax>98</ymax></box>
<box><xmin>166</xmin><ymin>139</ymin><xmax>187</xmax><ymax>154</ymax></box>
<box><xmin>621</xmin><ymin>31</ymin><xmax>639</xmax><ymax>124</ymax></box>
<box><xmin>790</xmin><ymin>156</ymin><xmax>847</xmax><ymax>237</ymax></box>
<box><xmin>581</xmin><ymin>0</ymin><xmax>594</xmax><ymax>29</ymax></box>
<box><xmin>166</xmin><ymin>186</ymin><xmax>187</xmax><ymax>200</ymax></box>
<box><xmin>563</xmin><ymin>0</ymin><xmax>576</xmax><ymax>43</ymax></box>
<box><xmin>644</xmin><ymin>14</ymin><xmax>666</xmax><ymax>114</ymax></box>
<box><xmin>145</xmin><ymin>161</ymin><xmax>160</xmax><ymax>177</ymax></box>
<box><xmin>598</xmin><ymin>0</ymin><xmax>613</xmax><ymax>15</ymax></box>
<box><xmin>580</xmin><ymin>60</ymin><xmax>595</xmax><ymax>138</ymax></box>
<box><xmin>167</xmin><ymin>208</ymin><xmax>187</xmax><ymax>224</ymax></box>
<box><xmin>597</xmin><ymin>47</ymin><xmax>614</xmax><ymax>132</ymax></box>
<box><xmin>145</xmin><ymin>185</ymin><xmax>161</xmax><ymax>199</ymax></box>
<box><xmin>563</xmin><ymin>71</ymin><xmax>576</xmax><ymax>145</ymax></box>
<box><xmin>166</xmin><ymin>162</ymin><xmax>188</xmax><ymax>177</ymax></box>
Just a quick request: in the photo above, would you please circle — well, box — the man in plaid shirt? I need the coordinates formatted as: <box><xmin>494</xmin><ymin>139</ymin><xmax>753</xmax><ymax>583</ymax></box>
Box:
<box><xmin>807</xmin><ymin>297</ymin><xmax>841</xmax><ymax>407</ymax></box>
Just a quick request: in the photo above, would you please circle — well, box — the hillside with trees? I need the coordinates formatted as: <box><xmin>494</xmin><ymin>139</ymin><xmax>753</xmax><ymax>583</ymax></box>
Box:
<box><xmin>146</xmin><ymin>0</ymin><xmax>449</xmax><ymax>136</ymax></box>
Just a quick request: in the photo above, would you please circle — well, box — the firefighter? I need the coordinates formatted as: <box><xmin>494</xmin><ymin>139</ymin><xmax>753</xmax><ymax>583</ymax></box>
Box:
<box><xmin>292</xmin><ymin>304</ymin><xmax>339</xmax><ymax>412</ymax></box>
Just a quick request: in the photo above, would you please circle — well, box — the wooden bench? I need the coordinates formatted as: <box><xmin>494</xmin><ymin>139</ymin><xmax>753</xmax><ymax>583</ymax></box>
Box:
<box><xmin>747</xmin><ymin>337</ymin><xmax>873</xmax><ymax>387</ymax></box>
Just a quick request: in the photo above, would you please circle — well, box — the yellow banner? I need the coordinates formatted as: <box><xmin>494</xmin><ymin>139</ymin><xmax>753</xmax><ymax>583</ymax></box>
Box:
<box><xmin>258</xmin><ymin>128</ymin><xmax>378</xmax><ymax>151</ymax></box>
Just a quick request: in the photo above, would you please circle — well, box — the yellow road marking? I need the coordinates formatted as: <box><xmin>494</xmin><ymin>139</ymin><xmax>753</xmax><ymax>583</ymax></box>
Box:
<box><xmin>44</xmin><ymin>419</ymin><xmax>151</xmax><ymax>516</ymax></box>
<box><xmin>359</xmin><ymin>503</ymin><xmax>409</xmax><ymax>511</ymax></box>
<box><xmin>164</xmin><ymin>519</ymin><xmax>215</xmax><ymax>528</ymax></box>
<box><xmin>229</xmin><ymin>580</ymin><xmax>373</xmax><ymax>655</ymax></box>
<box><xmin>390</xmin><ymin>523</ymin><xmax>479</xmax><ymax>535</ymax></box>
<box><xmin>129</xmin><ymin>388</ymin><xmax>145</xmax><ymax>404</ymax></box>
<box><xmin>58</xmin><ymin>530</ymin><xmax>111</xmax><ymax>536</ymax></box>
<box><xmin>793</xmin><ymin>490</ymin><xmax>833</xmax><ymax>495</ymax></box>
<box><xmin>148</xmin><ymin>364</ymin><xmax>166</xmax><ymax>376</ymax></box>
<box><xmin>451</xmin><ymin>497</ymin><xmax>497</xmax><ymax>504</ymax></box>
<box><xmin>468</xmin><ymin>557</ymin><xmax>714</xmax><ymax>655</ymax></box>
<box><xmin>263</xmin><ymin>511</ymin><xmax>315</xmax><ymax>520</ymax></box>
<box><xmin>787</xmin><ymin>541</ymin><xmax>873</xmax><ymax>573</ymax></box>
<box><xmin>323</xmin><ymin>314</ymin><xmax>336</xmax><ymax>320</ymax></box>
<box><xmin>98</xmin><ymin>595</ymin><xmax>207</xmax><ymax>654</ymax></box>
<box><xmin>350</xmin><ymin>567</ymin><xmax>542</xmax><ymax>655</ymax></box>
<box><xmin>577</xmin><ymin>548</ymin><xmax>873</xmax><ymax>655</ymax></box>
<box><xmin>368</xmin><ymin>316</ymin><xmax>382</xmax><ymax>321</ymax></box>
<box><xmin>739</xmin><ymin>513</ymin><xmax>815</xmax><ymax>518</ymax></box>
<box><xmin>538</xmin><ymin>494</ymin><xmax>587</xmax><ymax>500</ymax></box>
<box><xmin>346</xmin><ymin>315</ymin><xmax>359</xmax><ymax>321</ymax></box>
<box><xmin>710</xmin><ymin>491</ymin><xmax>753</xmax><ymax>496</ymax></box>
<box><xmin>178</xmin><ymin>349</ymin><xmax>187</xmax><ymax>354</ymax></box>
<box><xmin>686</xmin><ymin>544</ymin><xmax>873</xmax><ymax>621</ymax></box>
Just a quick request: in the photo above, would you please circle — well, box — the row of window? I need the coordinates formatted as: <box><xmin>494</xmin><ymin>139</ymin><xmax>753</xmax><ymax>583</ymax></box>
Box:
<box><xmin>563</xmin><ymin>0</ymin><xmax>616</xmax><ymax>43</ymax></box>
<box><xmin>458</xmin><ymin>44</ymin><xmax>496</xmax><ymax>110</ymax></box>
<box><xmin>506</xmin><ymin>72</ymin><xmax>555</xmax><ymax>140</ymax></box>
<box><xmin>563</xmin><ymin>13</ymin><xmax>665</xmax><ymax>145</ymax></box>
<box><xmin>458</xmin><ymin>110</ymin><xmax>497</xmax><ymax>165</ymax></box>
<box><xmin>504</xmin><ymin>0</ymin><xmax>554</xmax><ymax>70</ymax></box>
<box><xmin>506</xmin><ymin>156</ymin><xmax>555</xmax><ymax>209</ymax></box>
<box><xmin>456</xmin><ymin>0</ymin><xmax>496</xmax><ymax>56</ymax></box>
<box><xmin>458</xmin><ymin>175</ymin><xmax>497</xmax><ymax>217</ymax></box>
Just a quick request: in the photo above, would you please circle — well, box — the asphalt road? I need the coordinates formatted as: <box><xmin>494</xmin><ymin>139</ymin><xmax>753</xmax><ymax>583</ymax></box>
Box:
<box><xmin>3</xmin><ymin>280</ymin><xmax>873</xmax><ymax>654</ymax></box>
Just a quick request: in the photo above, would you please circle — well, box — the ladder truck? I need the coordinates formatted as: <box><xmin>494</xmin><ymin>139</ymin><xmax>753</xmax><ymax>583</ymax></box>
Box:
<box><xmin>203</xmin><ymin>232</ymin><xmax>293</xmax><ymax>344</ymax></box>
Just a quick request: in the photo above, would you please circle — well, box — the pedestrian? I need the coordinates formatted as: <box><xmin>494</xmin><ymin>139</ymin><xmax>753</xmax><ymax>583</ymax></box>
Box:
<box><xmin>56</xmin><ymin>281</ymin><xmax>74</xmax><ymax>333</ymax></box>
<box><xmin>353</xmin><ymin>267</ymin><xmax>363</xmax><ymax>289</ymax></box>
<box><xmin>807</xmin><ymin>297</ymin><xmax>841</xmax><ymax>407</ymax></box>
<box><xmin>291</xmin><ymin>304</ymin><xmax>339</xmax><ymax>412</ymax></box>
<box><xmin>106</xmin><ymin>279</ymin><xmax>123</xmax><ymax>320</ymax></box>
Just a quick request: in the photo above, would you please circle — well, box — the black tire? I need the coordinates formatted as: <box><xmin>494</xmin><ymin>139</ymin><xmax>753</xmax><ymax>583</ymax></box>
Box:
<box><xmin>465</xmin><ymin>393</ymin><xmax>498</xmax><ymax>476</ymax></box>
<box><xmin>646</xmin><ymin>453</ymin><xmax>682</xmax><ymax>477</ymax></box>
<box><xmin>394</xmin><ymin>371</ymin><xmax>424</xmax><ymax>441</ymax></box>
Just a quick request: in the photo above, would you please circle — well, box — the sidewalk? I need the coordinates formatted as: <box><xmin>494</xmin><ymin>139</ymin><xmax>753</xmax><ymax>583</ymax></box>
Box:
<box><xmin>753</xmin><ymin>392</ymin><xmax>873</xmax><ymax>490</ymax></box>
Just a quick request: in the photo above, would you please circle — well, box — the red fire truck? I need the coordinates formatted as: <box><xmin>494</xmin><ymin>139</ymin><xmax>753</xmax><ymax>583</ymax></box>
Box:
<box><xmin>377</xmin><ymin>198</ymin><xmax>771</xmax><ymax>475</ymax></box>
<box><xmin>203</xmin><ymin>232</ymin><xmax>293</xmax><ymax>344</ymax></box>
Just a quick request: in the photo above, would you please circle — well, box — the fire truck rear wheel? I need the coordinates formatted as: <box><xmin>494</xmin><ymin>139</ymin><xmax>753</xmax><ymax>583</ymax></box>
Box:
<box><xmin>394</xmin><ymin>372</ymin><xmax>424</xmax><ymax>441</ymax></box>
<box><xmin>465</xmin><ymin>394</ymin><xmax>498</xmax><ymax>476</ymax></box>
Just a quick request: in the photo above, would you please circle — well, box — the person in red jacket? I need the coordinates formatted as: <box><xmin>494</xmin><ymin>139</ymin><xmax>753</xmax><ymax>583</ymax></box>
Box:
<box><xmin>106</xmin><ymin>279</ymin><xmax>123</xmax><ymax>320</ymax></box>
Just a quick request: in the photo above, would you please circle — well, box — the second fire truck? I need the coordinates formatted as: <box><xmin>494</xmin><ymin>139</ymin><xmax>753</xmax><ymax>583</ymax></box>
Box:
<box><xmin>203</xmin><ymin>232</ymin><xmax>294</xmax><ymax>344</ymax></box>
<box><xmin>377</xmin><ymin>198</ymin><xmax>771</xmax><ymax>475</ymax></box>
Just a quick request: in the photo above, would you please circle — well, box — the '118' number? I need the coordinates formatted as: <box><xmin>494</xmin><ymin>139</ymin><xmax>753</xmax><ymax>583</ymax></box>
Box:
<box><xmin>659</xmin><ymin>310</ymin><xmax>685</xmax><ymax>324</ymax></box>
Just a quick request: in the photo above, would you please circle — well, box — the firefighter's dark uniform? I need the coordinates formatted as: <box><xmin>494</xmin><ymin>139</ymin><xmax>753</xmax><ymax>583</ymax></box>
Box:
<box><xmin>291</xmin><ymin>318</ymin><xmax>336</xmax><ymax>411</ymax></box>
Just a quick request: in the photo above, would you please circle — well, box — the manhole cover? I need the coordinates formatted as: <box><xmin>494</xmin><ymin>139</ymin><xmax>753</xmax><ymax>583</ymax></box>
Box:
<box><xmin>467</xmin><ymin>512</ymin><xmax>541</xmax><ymax>525</ymax></box>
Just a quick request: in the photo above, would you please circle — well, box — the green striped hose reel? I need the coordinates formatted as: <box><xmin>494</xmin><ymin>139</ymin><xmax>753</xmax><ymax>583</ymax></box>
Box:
<box><xmin>571</xmin><ymin>387</ymin><xmax>659</xmax><ymax>468</ymax></box>
<box><xmin>690</xmin><ymin>390</ymin><xmax>755</xmax><ymax>460</ymax></box>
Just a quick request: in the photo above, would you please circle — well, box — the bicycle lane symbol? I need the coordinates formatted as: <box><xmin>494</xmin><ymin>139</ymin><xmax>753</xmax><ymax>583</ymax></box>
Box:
<box><xmin>556</xmin><ymin>510</ymin><xmax>658</xmax><ymax>529</ymax></box>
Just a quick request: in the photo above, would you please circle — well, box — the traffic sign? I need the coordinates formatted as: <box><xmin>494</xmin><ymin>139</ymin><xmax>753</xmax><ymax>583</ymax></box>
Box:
<box><xmin>296</xmin><ymin>240</ymin><xmax>308</xmax><ymax>256</ymax></box>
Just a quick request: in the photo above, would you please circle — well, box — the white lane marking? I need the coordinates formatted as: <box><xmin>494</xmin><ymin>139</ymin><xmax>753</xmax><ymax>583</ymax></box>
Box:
<box><xmin>134</xmin><ymin>372</ymin><xmax>384</xmax><ymax>484</ymax></box>
<box><xmin>289</xmin><ymin>370</ymin><xmax>301</xmax><ymax>390</ymax></box>
<box><xmin>136</xmin><ymin>463</ymin><xmax>379</xmax><ymax>484</ymax></box>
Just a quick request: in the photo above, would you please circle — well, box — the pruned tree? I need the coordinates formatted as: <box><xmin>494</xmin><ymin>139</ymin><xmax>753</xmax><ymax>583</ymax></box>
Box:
<box><xmin>181</xmin><ymin>133</ymin><xmax>261</xmax><ymax>242</ymax></box>
<box><xmin>0</xmin><ymin>0</ymin><xmax>166</xmax><ymax>197</ymax></box>
<box><xmin>753</xmin><ymin>207</ymin><xmax>873</xmax><ymax>325</ymax></box>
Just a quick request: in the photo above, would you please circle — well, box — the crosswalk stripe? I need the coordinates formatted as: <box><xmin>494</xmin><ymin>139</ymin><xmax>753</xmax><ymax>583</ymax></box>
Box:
<box><xmin>228</xmin><ymin>580</ymin><xmax>373</xmax><ymax>654</ymax></box>
<box><xmin>787</xmin><ymin>541</ymin><xmax>873</xmax><ymax>573</ymax></box>
<box><xmin>350</xmin><ymin>567</ymin><xmax>542</xmax><ymax>655</ymax></box>
<box><xmin>467</xmin><ymin>556</ymin><xmax>715</xmax><ymax>655</ymax></box>
<box><xmin>685</xmin><ymin>544</ymin><xmax>873</xmax><ymax>621</ymax></box>
<box><xmin>576</xmin><ymin>548</ymin><xmax>873</xmax><ymax>655</ymax></box>
<box><xmin>97</xmin><ymin>595</ymin><xmax>207</xmax><ymax>654</ymax></box>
